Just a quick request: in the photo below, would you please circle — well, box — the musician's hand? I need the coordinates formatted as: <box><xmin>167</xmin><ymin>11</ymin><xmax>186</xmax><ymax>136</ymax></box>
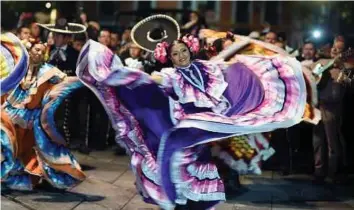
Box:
<box><xmin>329</xmin><ymin>68</ymin><xmax>341</xmax><ymax>81</ymax></box>
<box><xmin>336</xmin><ymin>71</ymin><xmax>350</xmax><ymax>83</ymax></box>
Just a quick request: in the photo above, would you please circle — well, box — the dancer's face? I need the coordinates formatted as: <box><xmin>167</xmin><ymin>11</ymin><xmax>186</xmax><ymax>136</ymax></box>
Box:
<box><xmin>29</xmin><ymin>43</ymin><xmax>45</xmax><ymax>64</ymax></box>
<box><xmin>170</xmin><ymin>43</ymin><xmax>191</xmax><ymax>68</ymax></box>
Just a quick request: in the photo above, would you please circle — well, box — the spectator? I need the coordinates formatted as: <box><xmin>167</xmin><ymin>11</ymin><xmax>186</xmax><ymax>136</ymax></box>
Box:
<box><xmin>73</xmin><ymin>33</ymin><xmax>87</xmax><ymax>52</ymax></box>
<box><xmin>122</xmin><ymin>42</ymin><xmax>145</xmax><ymax>70</ymax></box>
<box><xmin>302</xmin><ymin>42</ymin><xmax>317</xmax><ymax>61</ymax></box>
<box><xmin>182</xmin><ymin>11</ymin><xmax>207</xmax><ymax>37</ymax></box>
<box><xmin>79</xmin><ymin>12</ymin><xmax>89</xmax><ymax>27</ymax></box>
<box><xmin>120</xmin><ymin>27</ymin><xmax>132</xmax><ymax>47</ymax></box>
<box><xmin>110</xmin><ymin>31</ymin><xmax>121</xmax><ymax>53</ymax></box>
<box><xmin>16</xmin><ymin>26</ymin><xmax>31</xmax><ymax>40</ymax></box>
<box><xmin>298</xmin><ymin>41</ymin><xmax>317</xmax><ymax>68</ymax></box>
<box><xmin>29</xmin><ymin>22</ymin><xmax>41</xmax><ymax>42</ymax></box>
<box><xmin>98</xmin><ymin>29</ymin><xmax>111</xmax><ymax>47</ymax></box>
<box><xmin>44</xmin><ymin>32</ymin><xmax>54</xmax><ymax>62</ymax></box>
<box><xmin>264</xmin><ymin>31</ymin><xmax>278</xmax><ymax>44</ymax></box>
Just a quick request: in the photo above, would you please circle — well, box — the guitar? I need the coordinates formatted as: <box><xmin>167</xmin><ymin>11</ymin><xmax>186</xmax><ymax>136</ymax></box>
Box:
<box><xmin>312</xmin><ymin>48</ymin><xmax>352</xmax><ymax>84</ymax></box>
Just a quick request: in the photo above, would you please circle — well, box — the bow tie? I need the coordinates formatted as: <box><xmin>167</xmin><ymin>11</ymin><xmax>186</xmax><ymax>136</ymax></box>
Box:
<box><xmin>49</xmin><ymin>47</ymin><xmax>67</xmax><ymax>62</ymax></box>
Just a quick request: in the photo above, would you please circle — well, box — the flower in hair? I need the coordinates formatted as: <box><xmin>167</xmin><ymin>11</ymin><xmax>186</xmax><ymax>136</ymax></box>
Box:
<box><xmin>181</xmin><ymin>35</ymin><xmax>200</xmax><ymax>53</ymax></box>
<box><xmin>154</xmin><ymin>42</ymin><xmax>169</xmax><ymax>64</ymax></box>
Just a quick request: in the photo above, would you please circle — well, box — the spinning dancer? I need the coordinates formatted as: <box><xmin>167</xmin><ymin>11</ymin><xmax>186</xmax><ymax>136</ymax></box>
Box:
<box><xmin>1</xmin><ymin>33</ymin><xmax>85</xmax><ymax>190</ymax></box>
<box><xmin>76</xmin><ymin>15</ymin><xmax>306</xmax><ymax>209</ymax></box>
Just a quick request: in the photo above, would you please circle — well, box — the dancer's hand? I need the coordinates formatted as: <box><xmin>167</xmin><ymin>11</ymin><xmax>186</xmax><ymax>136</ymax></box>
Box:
<box><xmin>150</xmin><ymin>72</ymin><xmax>163</xmax><ymax>84</ymax></box>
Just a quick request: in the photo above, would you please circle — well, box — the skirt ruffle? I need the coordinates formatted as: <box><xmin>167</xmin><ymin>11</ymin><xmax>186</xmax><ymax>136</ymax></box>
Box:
<box><xmin>1</xmin><ymin>78</ymin><xmax>86</xmax><ymax>190</ymax></box>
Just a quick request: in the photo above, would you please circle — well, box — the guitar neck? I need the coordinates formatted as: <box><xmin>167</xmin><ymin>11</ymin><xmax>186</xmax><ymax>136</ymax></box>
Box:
<box><xmin>318</xmin><ymin>59</ymin><xmax>335</xmax><ymax>75</ymax></box>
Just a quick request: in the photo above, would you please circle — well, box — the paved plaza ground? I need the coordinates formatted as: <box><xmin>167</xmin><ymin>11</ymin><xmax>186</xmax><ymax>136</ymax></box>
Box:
<box><xmin>2</xmin><ymin>149</ymin><xmax>354</xmax><ymax>210</ymax></box>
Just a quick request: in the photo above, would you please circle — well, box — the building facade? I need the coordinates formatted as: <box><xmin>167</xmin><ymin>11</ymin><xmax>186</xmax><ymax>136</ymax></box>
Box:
<box><xmin>77</xmin><ymin>1</ymin><xmax>292</xmax><ymax>33</ymax></box>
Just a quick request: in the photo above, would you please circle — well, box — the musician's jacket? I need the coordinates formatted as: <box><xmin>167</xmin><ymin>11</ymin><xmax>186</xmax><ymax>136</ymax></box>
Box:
<box><xmin>48</xmin><ymin>44</ymin><xmax>79</xmax><ymax>76</ymax></box>
<box><xmin>312</xmin><ymin>59</ymin><xmax>345</xmax><ymax>108</ymax></box>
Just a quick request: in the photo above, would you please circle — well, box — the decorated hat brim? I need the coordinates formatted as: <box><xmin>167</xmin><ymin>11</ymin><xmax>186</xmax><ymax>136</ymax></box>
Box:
<box><xmin>37</xmin><ymin>22</ymin><xmax>86</xmax><ymax>34</ymax></box>
<box><xmin>131</xmin><ymin>14</ymin><xmax>181</xmax><ymax>53</ymax></box>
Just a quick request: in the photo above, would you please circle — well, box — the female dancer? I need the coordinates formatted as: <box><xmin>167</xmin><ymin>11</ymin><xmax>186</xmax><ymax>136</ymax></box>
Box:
<box><xmin>1</xmin><ymin>33</ymin><xmax>85</xmax><ymax>190</ymax></box>
<box><xmin>76</xmin><ymin>15</ymin><xmax>306</xmax><ymax>210</ymax></box>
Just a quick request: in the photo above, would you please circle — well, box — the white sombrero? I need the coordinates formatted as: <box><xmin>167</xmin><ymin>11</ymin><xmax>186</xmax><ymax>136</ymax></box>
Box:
<box><xmin>37</xmin><ymin>18</ymin><xmax>86</xmax><ymax>34</ymax></box>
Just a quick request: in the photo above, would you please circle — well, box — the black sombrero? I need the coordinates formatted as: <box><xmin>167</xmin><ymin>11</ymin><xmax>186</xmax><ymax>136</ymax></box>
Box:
<box><xmin>131</xmin><ymin>14</ymin><xmax>180</xmax><ymax>53</ymax></box>
<box><xmin>37</xmin><ymin>18</ymin><xmax>86</xmax><ymax>34</ymax></box>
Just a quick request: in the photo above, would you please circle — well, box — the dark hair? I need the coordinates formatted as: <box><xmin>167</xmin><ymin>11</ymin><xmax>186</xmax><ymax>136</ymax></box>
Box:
<box><xmin>16</xmin><ymin>25</ymin><xmax>29</xmax><ymax>35</ymax></box>
<box><xmin>277</xmin><ymin>32</ymin><xmax>287</xmax><ymax>42</ymax></box>
<box><xmin>167</xmin><ymin>40</ymin><xmax>188</xmax><ymax>55</ymax></box>
<box><xmin>74</xmin><ymin>33</ymin><xmax>87</xmax><ymax>42</ymax></box>
<box><xmin>87</xmin><ymin>25</ymin><xmax>99</xmax><ymax>41</ymax></box>
<box><xmin>212</xmin><ymin>38</ymin><xmax>223</xmax><ymax>53</ymax></box>
<box><xmin>110</xmin><ymin>30</ymin><xmax>119</xmax><ymax>35</ymax></box>
<box><xmin>211</xmin><ymin>34</ymin><xmax>235</xmax><ymax>54</ymax></box>
<box><xmin>303</xmin><ymin>41</ymin><xmax>316</xmax><ymax>49</ymax></box>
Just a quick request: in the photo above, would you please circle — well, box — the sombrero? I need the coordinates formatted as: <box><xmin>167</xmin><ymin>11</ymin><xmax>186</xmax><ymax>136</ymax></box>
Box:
<box><xmin>37</xmin><ymin>18</ymin><xmax>86</xmax><ymax>34</ymax></box>
<box><xmin>0</xmin><ymin>33</ymin><xmax>29</xmax><ymax>95</ymax></box>
<box><xmin>131</xmin><ymin>14</ymin><xmax>180</xmax><ymax>53</ymax></box>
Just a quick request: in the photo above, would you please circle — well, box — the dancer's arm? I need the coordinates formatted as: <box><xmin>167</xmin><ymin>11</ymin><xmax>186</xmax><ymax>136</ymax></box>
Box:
<box><xmin>150</xmin><ymin>68</ymin><xmax>175</xmax><ymax>88</ymax></box>
<box><xmin>150</xmin><ymin>73</ymin><xmax>163</xmax><ymax>85</ymax></box>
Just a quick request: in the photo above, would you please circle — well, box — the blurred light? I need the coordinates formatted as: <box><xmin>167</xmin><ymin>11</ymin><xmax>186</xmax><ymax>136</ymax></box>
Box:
<box><xmin>46</xmin><ymin>2</ymin><xmax>51</xmax><ymax>9</ymax></box>
<box><xmin>312</xmin><ymin>30</ymin><xmax>322</xmax><ymax>39</ymax></box>
<box><xmin>50</xmin><ymin>9</ymin><xmax>57</xmax><ymax>24</ymax></box>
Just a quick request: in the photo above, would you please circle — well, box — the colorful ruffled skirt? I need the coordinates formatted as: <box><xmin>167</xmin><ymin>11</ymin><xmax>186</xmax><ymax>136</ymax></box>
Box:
<box><xmin>77</xmin><ymin>40</ymin><xmax>306</xmax><ymax>209</ymax></box>
<box><xmin>1</xmin><ymin>78</ymin><xmax>86</xmax><ymax>190</ymax></box>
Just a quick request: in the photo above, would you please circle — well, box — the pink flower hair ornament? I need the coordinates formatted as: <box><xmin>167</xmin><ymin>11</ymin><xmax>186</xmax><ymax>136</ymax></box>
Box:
<box><xmin>154</xmin><ymin>41</ymin><xmax>169</xmax><ymax>64</ymax></box>
<box><xmin>181</xmin><ymin>35</ymin><xmax>200</xmax><ymax>54</ymax></box>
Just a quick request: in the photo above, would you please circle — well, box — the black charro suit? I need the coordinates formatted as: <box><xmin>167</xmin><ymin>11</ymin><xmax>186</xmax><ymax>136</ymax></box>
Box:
<box><xmin>49</xmin><ymin>44</ymin><xmax>89</xmax><ymax>150</ymax></box>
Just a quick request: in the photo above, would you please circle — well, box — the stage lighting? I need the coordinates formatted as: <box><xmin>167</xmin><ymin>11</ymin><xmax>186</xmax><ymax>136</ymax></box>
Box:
<box><xmin>312</xmin><ymin>30</ymin><xmax>322</xmax><ymax>39</ymax></box>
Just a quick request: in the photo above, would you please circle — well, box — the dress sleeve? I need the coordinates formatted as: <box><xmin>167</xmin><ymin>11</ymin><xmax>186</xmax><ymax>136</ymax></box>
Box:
<box><xmin>151</xmin><ymin>68</ymin><xmax>177</xmax><ymax>98</ymax></box>
<box><xmin>151</xmin><ymin>68</ymin><xmax>175</xmax><ymax>89</ymax></box>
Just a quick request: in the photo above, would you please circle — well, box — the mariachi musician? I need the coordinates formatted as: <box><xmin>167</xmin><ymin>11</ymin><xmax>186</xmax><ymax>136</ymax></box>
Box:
<box><xmin>38</xmin><ymin>18</ymin><xmax>90</xmax><ymax>153</ymax></box>
<box><xmin>309</xmin><ymin>36</ymin><xmax>352</xmax><ymax>184</ymax></box>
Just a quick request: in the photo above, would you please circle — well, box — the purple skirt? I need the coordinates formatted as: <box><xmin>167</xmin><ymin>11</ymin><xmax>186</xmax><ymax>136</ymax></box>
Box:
<box><xmin>76</xmin><ymin>40</ymin><xmax>306</xmax><ymax>209</ymax></box>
